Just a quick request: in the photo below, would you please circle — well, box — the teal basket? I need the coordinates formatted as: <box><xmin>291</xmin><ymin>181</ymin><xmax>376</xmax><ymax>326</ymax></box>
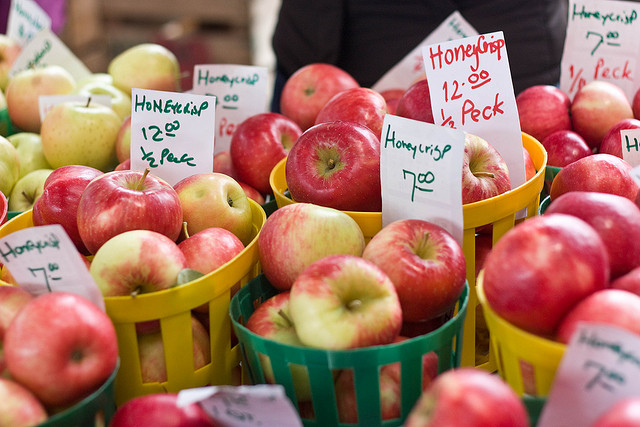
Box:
<box><xmin>230</xmin><ymin>274</ymin><xmax>468</xmax><ymax>426</ymax></box>
<box><xmin>523</xmin><ymin>395</ymin><xmax>546</xmax><ymax>427</ymax></box>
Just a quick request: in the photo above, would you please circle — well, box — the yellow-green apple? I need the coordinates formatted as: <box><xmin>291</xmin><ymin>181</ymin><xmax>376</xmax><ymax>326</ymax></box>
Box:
<box><xmin>0</xmin><ymin>286</ymin><xmax>33</xmax><ymax>377</ymax></box>
<box><xmin>4</xmin><ymin>292</ymin><xmax>118</xmax><ymax>409</ymax></box>
<box><xmin>0</xmin><ymin>136</ymin><xmax>20</xmax><ymax>197</ymax></box>
<box><xmin>380</xmin><ymin>88</ymin><xmax>405</xmax><ymax>116</ymax></box>
<box><xmin>89</xmin><ymin>229</ymin><xmax>187</xmax><ymax>297</ymax></box>
<box><xmin>173</xmin><ymin>172</ymin><xmax>253</xmax><ymax>245</ymax></box>
<box><xmin>314</xmin><ymin>87</ymin><xmax>388</xmax><ymax>139</ymax></box>
<box><xmin>288</xmin><ymin>254</ymin><xmax>402</xmax><ymax>349</ymax></box>
<box><xmin>212</xmin><ymin>150</ymin><xmax>239</xmax><ymax>180</ymax></box>
<box><xmin>395</xmin><ymin>79</ymin><xmax>434</xmax><ymax>124</ymax></box>
<box><xmin>482</xmin><ymin>213</ymin><xmax>609</xmax><ymax>337</ymax></box>
<box><xmin>7</xmin><ymin>168</ymin><xmax>53</xmax><ymax>212</ymax></box>
<box><xmin>549</xmin><ymin>153</ymin><xmax>639</xmax><ymax>202</ymax></box>
<box><xmin>286</xmin><ymin>121</ymin><xmax>382</xmax><ymax>212</ymax></box>
<box><xmin>546</xmin><ymin>191</ymin><xmax>640</xmax><ymax>279</ymax></box>
<box><xmin>462</xmin><ymin>132</ymin><xmax>511</xmax><ymax>204</ymax></box>
<box><xmin>109</xmin><ymin>393</ymin><xmax>215</xmax><ymax>427</ymax></box>
<box><xmin>280</xmin><ymin>63</ymin><xmax>359</xmax><ymax>131</ymax></box>
<box><xmin>0</xmin><ymin>377</ymin><xmax>47</xmax><ymax>426</ymax></box>
<box><xmin>7</xmin><ymin>132</ymin><xmax>51</xmax><ymax>178</ymax></box>
<box><xmin>0</xmin><ymin>35</ymin><xmax>21</xmax><ymax>92</ymax></box>
<box><xmin>362</xmin><ymin>219</ymin><xmax>466</xmax><ymax>322</ymax></box>
<box><xmin>115</xmin><ymin>115</ymin><xmax>131</xmax><ymax>163</ymax></box>
<box><xmin>257</xmin><ymin>202</ymin><xmax>366</xmax><ymax>291</ymax></box>
<box><xmin>40</xmin><ymin>100</ymin><xmax>121</xmax><ymax>172</ymax></box>
<box><xmin>108</xmin><ymin>43</ymin><xmax>181</xmax><ymax>95</ymax></box>
<box><xmin>74</xmin><ymin>79</ymin><xmax>132</xmax><ymax>121</ymax></box>
<box><xmin>178</xmin><ymin>226</ymin><xmax>244</xmax><ymax>275</ymax></box>
<box><xmin>5</xmin><ymin>65</ymin><xmax>76</xmax><ymax>133</ymax></box>
<box><xmin>598</xmin><ymin>118</ymin><xmax>640</xmax><ymax>158</ymax></box>
<box><xmin>32</xmin><ymin>165</ymin><xmax>104</xmax><ymax>255</ymax></box>
<box><xmin>229</xmin><ymin>112</ymin><xmax>302</xmax><ymax>195</ymax></box>
<box><xmin>76</xmin><ymin>73</ymin><xmax>113</xmax><ymax>87</ymax></box>
<box><xmin>541</xmin><ymin>130</ymin><xmax>592</xmax><ymax>167</ymax></box>
<box><xmin>515</xmin><ymin>84</ymin><xmax>572</xmax><ymax>143</ymax></box>
<box><xmin>556</xmin><ymin>289</ymin><xmax>640</xmax><ymax>344</ymax></box>
<box><xmin>404</xmin><ymin>368</ymin><xmax>529</xmax><ymax>427</ymax></box>
<box><xmin>570</xmin><ymin>80</ymin><xmax>633</xmax><ymax>149</ymax></box>
<box><xmin>592</xmin><ymin>397</ymin><xmax>640</xmax><ymax>427</ymax></box>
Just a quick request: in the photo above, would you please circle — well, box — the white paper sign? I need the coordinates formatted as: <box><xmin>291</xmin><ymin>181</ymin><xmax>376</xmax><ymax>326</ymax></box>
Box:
<box><xmin>39</xmin><ymin>94</ymin><xmax>112</xmax><ymax>124</ymax></box>
<box><xmin>560</xmin><ymin>0</ymin><xmax>640</xmax><ymax>101</ymax></box>
<box><xmin>177</xmin><ymin>384</ymin><xmax>303</xmax><ymax>427</ymax></box>
<box><xmin>191</xmin><ymin>64</ymin><xmax>269</xmax><ymax>154</ymax></box>
<box><xmin>0</xmin><ymin>224</ymin><xmax>105</xmax><ymax>311</ymax></box>
<box><xmin>423</xmin><ymin>31</ymin><xmax>526</xmax><ymax>191</ymax></box>
<box><xmin>538</xmin><ymin>323</ymin><xmax>640</xmax><ymax>427</ymax></box>
<box><xmin>9</xmin><ymin>28</ymin><xmax>92</xmax><ymax>81</ymax></box>
<box><xmin>6</xmin><ymin>0</ymin><xmax>51</xmax><ymax>47</ymax></box>
<box><xmin>372</xmin><ymin>11</ymin><xmax>478</xmax><ymax>93</ymax></box>
<box><xmin>380</xmin><ymin>115</ymin><xmax>465</xmax><ymax>245</ymax></box>
<box><xmin>130</xmin><ymin>89</ymin><xmax>215</xmax><ymax>186</ymax></box>
<box><xmin>621</xmin><ymin>129</ymin><xmax>640</xmax><ymax>166</ymax></box>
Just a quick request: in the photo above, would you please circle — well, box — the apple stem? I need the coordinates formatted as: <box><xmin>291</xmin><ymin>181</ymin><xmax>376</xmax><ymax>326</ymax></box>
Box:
<box><xmin>347</xmin><ymin>299</ymin><xmax>362</xmax><ymax>311</ymax></box>
<box><xmin>86</xmin><ymin>96</ymin><xmax>92</xmax><ymax>108</ymax></box>
<box><xmin>131</xmin><ymin>287</ymin><xmax>141</xmax><ymax>297</ymax></box>
<box><xmin>277</xmin><ymin>309</ymin><xmax>294</xmax><ymax>327</ymax></box>
<box><xmin>472</xmin><ymin>171</ymin><xmax>495</xmax><ymax>179</ymax></box>
<box><xmin>327</xmin><ymin>158</ymin><xmax>336</xmax><ymax>170</ymax></box>
<box><xmin>181</xmin><ymin>222</ymin><xmax>189</xmax><ymax>239</ymax></box>
<box><xmin>135</xmin><ymin>168</ymin><xmax>151</xmax><ymax>191</ymax></box>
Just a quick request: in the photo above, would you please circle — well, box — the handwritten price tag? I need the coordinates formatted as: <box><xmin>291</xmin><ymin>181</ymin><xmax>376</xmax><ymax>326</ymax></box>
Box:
<box><xmin>380</xmin><ymin>115</ymin><xmax>465</xmax><ymax>245</ymax></box>
<box><xmin>191</xmin><ymin>64</ymin><xmax>269</xmax><ymax>154</ymax></box>
<box><xmin>177</xmin><ymin>384</ymin><xmax>303</xmax><ymax>427</ymax></box>
<box><xmin>560</xmin><ymin>0</ymin><xmax>640</xmax><ymax>101</ymax></box>
<box><xmin>6</xmin><ymin>0</ymin><xmax>51</xmax><ymax>47</ymax></box>
<box><xmin>621</xmin><ymin>128</ymin><xmax>640</xmax><ymax>166</ymax></box>
<box><xmin>538</xmin><ymin>323</ymin><xmax>640</xmax><ymax>427</ymax></box>
<box><xmin>0</xmin><ymin>224</ymin><xmax>104</xmax><ymax>311</ymax></box>
<box><xmin>39</xmin><ymin>94</ymin><xmax>112</xmax><ymax>124</ymax></box>
<box><xmin>130</xmin><ymin>88</ymin><xmax>215</xmax><ymax>186</ymax></box>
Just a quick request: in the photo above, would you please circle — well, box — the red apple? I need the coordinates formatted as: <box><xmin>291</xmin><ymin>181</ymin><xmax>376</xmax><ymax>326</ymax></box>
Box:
<box><xmin>380</xmin><ymin>88</ymin><xmax>405</xmax><ymax>116</ymax></box>
<box><xmin>77</xmin><ymin>168</ymin><xmax>183</xmax><ymax>254</ymax></box>
<box><xmin>314</xmin><ymin>87</ymin><xmax>388</xmax><ymax>139</ymax></box>
<box><xmin>462</xmin><ymin>132</ymin><xmax>511</xmax><ymax>204</ymax></box>
<box><xmin>633</xmin><ymin>86</ymin><xmax>640</xmax><ymax>119</ymax></box>
<box><xmin>524</xmin><ymin>146</ymin><xmax>537</xmax><ymax>181</ymax></box>
<box><xmin>395</xmin><ymin>79</ymin><xmax>434</xmax><ymax>123</ymax></box>
<box><xmin>109</xmin><ymin>392</ymin><xmax>215</xmax><ymax>427</ymax></box>
<box><xmin>571</xmin><ymin>80</ymin><xmax>633</xmax><ymax>149</ymax></box>
<box><xmin>599</xmin><ymin>118</ymin><xmax>640</xmax><ymax>158</ymax></box>
<box><xmin>0</xmin><ymin>286</ymin><xmax>33</xmax><ymax>377</ymax></box>
<box><xmin>4</xmin><ymin>292</ymin><xmax>118</xmax><ymax>409</ymax></box>
<box><xmin>229</xmin><ymin>112</ymin><xmax>302</xmax><ymax>195</ymax></box>
<box><xmin>362</xmin><ymin>219</ymin><xmax>466</xmax><ymax>322</ymax></box>
<box><xmin>541</xmin><ymin>130</ymin><xmax>592</xmax><ymax>167</ymax></box>
<box><xmin>115</xmin><ymin>158</ymin><xmax>131</xmax><ymax>171</ymax></box>
<box><xmin>280</xmin><ymin>63</ymin><xmax>360</xmax><ymax>131</ymax></box>
<box><xmin>400</xmin><ymin>315</ymin><xmax>449</xmax><ymax>338</ymax></box>
<box><xmin>482</xmin><ymin>213</ymin><xmax>609</xmax><ymax>336</ymax></box>
<box><xmin>285</xmin><ymin>121</ymin><xmax>382</xmax><ymax>212</ymax></box>
<box><xmin>115</xmin><ymin>115</ymin><xmax>131</xmax><ymax>163</ymax></box>
<box><xmin>238</xmin><ymin>181</ymin><xmax>265</xmax><ymax>205</ymax></box>
<box><xmin>474</xmin><ymin>234</ymin><xmax>493</xmax><ymax>280</ymax></box>
<box><xmin>516</xmin><ymin>84</ymin><xmax>572</xmax><ymax>143</ymax></box>
<box><xmin>592</xmin><ymin>397</ymin><xmax>640</xmax><ymax>427</ymax></box>
<box><xmin>178</xmin><ymin>226</ymin><xmax>244</xmax><ymax>275</ymax></box>
<box><xmin>212</xmin><ymin>150</ymin><xmax>239</xmax><ymax>180</ymax></box>
<box><xmin>611</xmin><ymin>266</ymin><xmax>640</xmax><ymax>296</ymax></box>
<box><xmin>0</xmin><ymin>377</ymin><xmax>47</xmax><ymax>427</ymax></box>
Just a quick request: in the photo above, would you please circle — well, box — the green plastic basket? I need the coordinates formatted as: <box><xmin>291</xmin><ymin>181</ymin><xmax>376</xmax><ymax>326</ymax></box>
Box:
<box><xmin>523</xmin><ymin>395</ymin><xmax>546</xmax><ymax>427</ymax></box>
<box><xmin>230</xmin><ymin>274</ymin><xmax>468</xmax><ymax>426</ymax></box>
<box><xmin>542</xmin><ymin>165</ymin><xmax>562</xmax><ymax>199</ymax></box>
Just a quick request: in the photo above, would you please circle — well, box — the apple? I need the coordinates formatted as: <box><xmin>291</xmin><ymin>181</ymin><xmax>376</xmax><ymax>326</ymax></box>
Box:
<box><xmin>7</xmin><ymin>168</ymin><xmax>54</xmax><ymax>212</ymax></box>
<box><xmin>239</xmin><ymin>181</ymin><xmax>265</xmax><ymax>205</ymax></box>
<box><xmin>599</xmin><ymin>118</ymin><xmax>640</xmax><ymax>158</ymax></box>
<box><xmin>173</xmin><ymin>172</ymin><xmax>253</xmax><ymax>245</ymax></box>
<box><xmin>404</xmin><ymin>368</ymin><xmax>529</xmax><ymax>427</ymax></box>
<box><xmin>549</xmin><ymin>153</ymin><xmax>639</xmax><ymax>202</ymax></box>
<box><xmin>592</xmin><ymin>397</ymin><xmax>640</xmax><ymax>427</ymax></box>
<box><xmin>115</xmin><ymin>115</ymin><xmax>131</xmax><ymax>163</ymax></box>
<box><xmin>362</xmin><ymin>219</ymin><xmax>466</xmax><ymax>323</ymax></box>
<box><xmin>279</xmin><ymin>63</ymin><xmax>360</xmax><ymax>131</ymax></box>
<box><xmin>633</xmin><ymin>86</ymin><xmax>640</xmax><ymax>119</ymax></box>
<box><xmin>5</xmin><ymin>64</ymin><xmax>76</xmax><ymax>133</ymax></box>
<box><xmin>229</xmin><ymin>112</ymin><xmax>302</xmax><ymax>195</ymax></box>
<box><xmin>524</xmin><ymin>146</ymin><xmax>537</xmax><ymax>180</ymax></box>
<box><xmin>109</xmin><ymin>392</ymin><xmax>215</xmax><ymax>427</ymax></box>
<box><xmin>0</xmin><ymin>35</ymin><xmax>21</xmax><ymax>91</ymax></box>
<box><xmin>7</xmin><ymin>132</ymin><xmax>51</xmax><ymax>178</ymax></box>
<box><xmin>40</xmin><ymin>100</ymin><xmax>121</xmax><ymax>172</ymax></box>
<box><xmin>515</xmin><ymin>84</ymin><xmax>572</xmax><ymax>143</ymax></box>
<box><xmin>90</xmin><ymin>229</ymin><xmax>187</xmax><ymax>297</ymax></box>
<box><xmin>462</xmin><ymin>132</ymin><xmax>511</xmax><ymax>204</ymax></box>
<box><xmin>108</xmin><ymin>43</ymin><xmax>181</xmax><ymax>95</ymax></box>
<box><xmin>481</xmin><ymin>213</ymin><xmax>609</xmax><ymax>336</ymax></box>
<box><xmin>178</xmin><ymin>226</ymin><xmax>245</xmax><ymax>275</ymax></box>
<box><xmin>0</xmin><ymin>135</ymin><xmax>20</xmax><ymax>197</ymax></box>
<box><xmin>77</xmin><ymin>168</ymin><xmax>183</xmax><ymax>254</ymax></box>
<box><xmin>289</xmin><ymin>254</ymin><xmax>402</xmax><ymax>349</ymax></box>
<box><xmin>285</xmin><ymin>120</ymin><xmax>382</xmax><ymax>212</ymax></box>
<box><xmin>115</xmin><ymin>158</ymin><xmax>131</xmax><ymax>171</ymax></box>
<box><xmin>545</xmin><ymin>191</ymin><xmax>640</xmax><ymax>279</ymax></box>
<box><xmin>314</xmin><ymin>87</ymin><xmax>388</xmax><ymax>139</ymax></box>
<box><xmin>258</xmin><ymin>202</ymin><xmax>366</xmax><ymax>291</ymax></box>
<box><xmin>0</xmin><ymin>286</ymin><xmax>33</xmax><ymax>377</ymax></box>
<box><xmin>0</xmin><ymin>377</ymin><xmax>47</xmax><ymax>427</ymax></box>
<box><xmin>541</xmin><ymin>129</ymin><xmax>592</xmax><ymax>167</ymax></box>
<box><xmin>212</xmin><ymin>150</ymin><xmax>239</xmax><ymax>180</ymax></box>
<box><xmin>571</xmin><ymin>80</ymin><xmax>634</xmax><ymax>149</ymax></box>
<box><xmin>74</xmin><ymin>80</ymin><xmax>132</xmax><ymax>121</ymax></box>
<box><xmin>4</xmin><ymin>292</ymin><xmax>118</xmax><ymax>409</ymax></box>
<box><xmin>380</xmin><ymin>88</ymin><xmax>405</xmax><ymax>115</ymax></box>
<box><xmin>395</xmin><ymin>79</ymin><xmax>434</xmax><ymax>124</ymax></box>
<box><xmin>611</xmin><ymin>266</ymin><xmax>640</xmax><ymax>296</ymax></box>
<box><xmin>556</xmin><ymin>289</ymin><xmax>640</xmax><ymax>344</ymax></box>
<box><xmin>32</xmin><ymin>164</ymin><xmax>104</xmax><ymax>255</ymax></box>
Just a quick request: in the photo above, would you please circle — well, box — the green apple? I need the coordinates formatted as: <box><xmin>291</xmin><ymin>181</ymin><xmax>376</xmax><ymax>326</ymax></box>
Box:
<box><xmin>74</xmin><ymin>80</ymin><xmax>132</xmax><ymax>122</ymax></box>
<box><xmin>8</xmin><ymin>168</ymin><xmax>54</xmax><ymax>211</ymax></box>
<box><xmin>0</xmin><ymin>35</ymin><xmax>21</xmax><ymax>92</ymax></box>
<box><xmin>0</xmin><ymin>136</ymin><xmax>20</xmax><ymax>198</ymax></box>
<box><xmin>108</xmin><ymin>43</ymin><xmax>181</xmax><ymax>95</ymax></box>
<box><xmin>40</xmin><ymin>100</ymin><xmax>121</xmax><ymax>172</ymax></box>
<box><xmin>76</xmin><ymin>72</ymin><xmax>113</xmax><ymax>87</ymax></box>
<box><xmin>7</xmin><ymin>132</ymin><xmax>52</xmax><ymax>178</ymax></box>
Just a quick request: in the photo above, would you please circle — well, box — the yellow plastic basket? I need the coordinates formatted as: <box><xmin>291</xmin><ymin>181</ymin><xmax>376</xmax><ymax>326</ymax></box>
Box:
<box><xmin>0</xmin><ymin>200</ymin><xmax>267</xmax><ymax>406</ymax></box>
<box><xmin>476</xmin><ymin>271</ymin><xmax>566</xmax><ymax>397</ymax></box>
<box><xmin>269</xmin><ymin>132</ymin><xmax>547</xmax><ymax>372</ymax></box>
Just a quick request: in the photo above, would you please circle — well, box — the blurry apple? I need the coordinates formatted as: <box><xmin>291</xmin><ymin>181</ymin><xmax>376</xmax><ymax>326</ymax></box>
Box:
<box><xmin>541</xmin><ymin>130</ymin><xmax>592</xmax><ymax>167</ymax></box>
<box><xmin>611</xmin><ymin>266</ymin><xmax>640</xmax><ymax>296</ymax></box>
<box><xmin>0</xmin><ymin>35</ymin><xmax>21</xmax><ymax>91</ymax></box>
<box><xmin>524</xmin><ymin>146</ymin><xmax>536</xmax><ymax>180</ymax></box>
<box><xmin>178</xmin><ymin>226</ymin><xmax>245</xmax><ymax>275</ymax></box>
<box><xmin>0</xmin><ymin>135</ymin><xmax>19</xmax><ymax>197</ymax></box>
<box><xmin>462</xmin><ymin>132</ymin><xmax>511</xmax><ymax>204</ymax></box>
<box><xmin>8</xmin><ymin>168</ymin><xmax>54</xmax><ymax>212</ymax></box>
<box><xmin>395</xmin><ymin>79</ymin><xmax>434</xmax><ymax>124</ymax></box>
<box><xmin>0</xmin><ymin>377</ymin><xmax>47</xmax><ymax>427</ymax></box>
<box><xmin>592</xmin><ymin>397</ymin><xmax>640</xmax><ymax>427</ymax></box>
<box><xmin>599</xmin><ymin>118</ymin><xmax>640</xmax><ymax>158</ymax></box>
<box><xmin>115</xmin><ymin>158</ymin><xmax>130</xmax><ymax>171</ymax></box>
<box><xmin>633</xmin><ymin>86</ymin><xmax>640</xmax><ymax>119</ymax></box>
<box><xmin>516</xmin><ymin>84</ymin><xmax>572</xmax><ymax>143</ymax></box>
<box><xmin>75</xmin><ymin>80</ymin><xmax>132</xmax><ymax>121</ymax></box>
<box><xmin>76</xmin><ymin>72</ymin><xmax>113</xmax><ymax>87</ymax></box>
<box><xmin>115</xmin><ymin>115</ymin><xmax>131</xmax><ymax>163</ymax></box>
<box><xmin>380</xmin><ymin>88</ymin><xmax>405</xmax><ymax>115</ymax></box>
<box><xmin>5</xmin><ymin>64</ymin><xmax>76</xmax><ymax>133</ymax></box>
<box><xmin>7</xmin><ymin>132</ymin><xmax>51</xmax><ymax>178</ymax></box>
<box><xmin>280</xmin><ymin>63</ymin><xmax>360</xmax><ymax>131</ymax></box>
<box><xmin>212</xmin><ymin>150</ymin><xmax>239</xmax><ymax>180</ymax></box>
<box><xmin>0</xmin><ymin>286</ymin><xmax>33</xmax><ymax>377</ymax></box>
<box><xmin>109</xmin><ymin>392</ymin><xmax>215</xmax><ymax>427</ymax></box>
